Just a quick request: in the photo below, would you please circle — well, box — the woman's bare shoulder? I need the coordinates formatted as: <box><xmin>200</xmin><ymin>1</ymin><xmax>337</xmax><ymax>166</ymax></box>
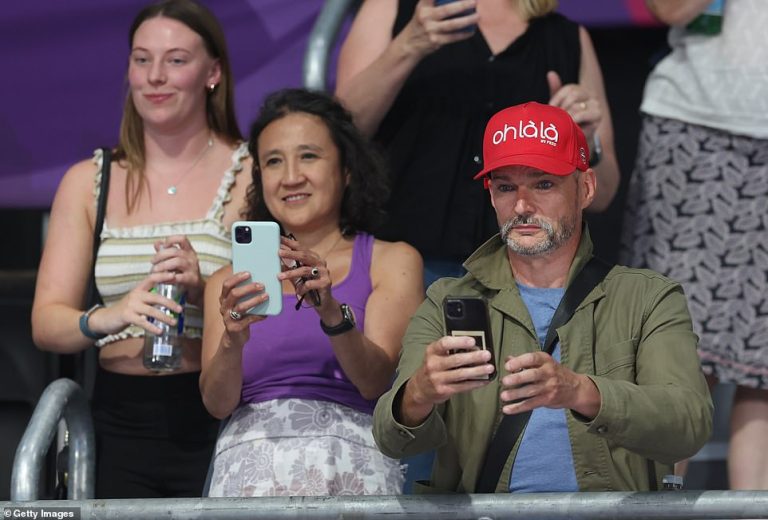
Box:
<box><xmin>371</xmin><ymin>238</ymin><xmax>423</xmax><ymax>271</ymax></box>
<box><xmin>50</xmin><ymin>155</ymin><xmax>104</xmax><ymax>210</ymax></box>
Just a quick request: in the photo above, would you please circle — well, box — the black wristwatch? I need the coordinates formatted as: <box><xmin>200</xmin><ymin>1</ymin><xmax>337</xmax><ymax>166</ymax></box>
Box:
<box><xmin>320</xmin><ymin>303</ymin><xmax>356</xmax><ymax>336</ymax></box>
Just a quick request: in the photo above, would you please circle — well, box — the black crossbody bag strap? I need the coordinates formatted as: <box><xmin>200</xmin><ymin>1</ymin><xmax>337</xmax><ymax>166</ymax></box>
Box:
<box><xmin>85</xmin><ymin>147</ymin><xmax>111</xmax><ymax>308</ymax></box>
<box><xmin>475</xmin><ymin>256</ymin><xmax>613</xmax><ymax>493</ymax></box>
<box><xmin>74</xmin><ymin>147</ymin><xmax>111</xmax><ymax>401</ymax></box>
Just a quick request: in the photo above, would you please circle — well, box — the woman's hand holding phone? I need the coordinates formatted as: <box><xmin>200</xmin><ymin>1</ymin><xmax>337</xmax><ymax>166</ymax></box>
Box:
<box><xmin>218</xmin><ymin>270</ymin><xmax>268</xmax><ymax>346</ymax></box>
<box><xmin>433</xmin><ymin>0</ymin><xmax>478</xmax><ymax>33</ymax></box>
<box><xmin>400</xmin><ymin>0</ymin><xmax>478</xmax><ymax>59</ymax></box>
<box><xmin>277</xmin><ymin>234</ymin><xmax>325</xmax><ymax>311</ymax></box>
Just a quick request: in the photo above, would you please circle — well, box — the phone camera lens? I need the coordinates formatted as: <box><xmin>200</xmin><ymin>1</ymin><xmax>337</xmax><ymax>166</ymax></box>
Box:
<box><xmin>446</xmin><ymin>300</ymin><xmax>464</xmax><ymax>319</ymax></box>
<box><xmin>235</xmin><ymin>226</ymin><xmax>252</xmax><ymax>244</ymax></box>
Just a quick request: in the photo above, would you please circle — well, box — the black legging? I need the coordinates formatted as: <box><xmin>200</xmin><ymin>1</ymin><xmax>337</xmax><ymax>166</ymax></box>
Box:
<box><xmin>91</xmin><ymin>368</ymin><xmax>218</xmax><ymax>498</ymax></box>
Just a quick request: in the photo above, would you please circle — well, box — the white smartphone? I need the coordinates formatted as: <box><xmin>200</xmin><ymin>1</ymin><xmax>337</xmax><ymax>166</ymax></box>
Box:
<box><xmin>231</xmin><ymin>221</ymin><xmax>283</xmax><ymax>315</ymax></box>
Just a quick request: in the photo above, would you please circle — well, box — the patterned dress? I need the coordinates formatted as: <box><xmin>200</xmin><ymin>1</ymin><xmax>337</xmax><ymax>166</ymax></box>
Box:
<box><xmin>621</xmin><ymin>115</ymin><xmax>768</xmax><ymax>388</ymax></box>
<box><xmin>621</xmin><ymin>1</ymin><xmax>768</xmax><ymax>389</ymax></box>
<box><xmin>208</xmin><ymin>399</ymin><xmax>404</xmax><ymax>496</ymax></box>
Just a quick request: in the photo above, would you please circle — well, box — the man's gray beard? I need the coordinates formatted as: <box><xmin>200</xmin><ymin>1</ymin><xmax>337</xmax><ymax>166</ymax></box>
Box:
<box><xmin>500</xmin><ymin>215</ymin><xmax>575</xmax><ymax>256</ymax></box>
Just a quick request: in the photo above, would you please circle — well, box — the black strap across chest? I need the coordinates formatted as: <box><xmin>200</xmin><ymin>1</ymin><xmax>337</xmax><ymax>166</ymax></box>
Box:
<box><xmin>85</xmin><ymin>147</ymin><xmax>111</xmax><ymax>308</ymax></box>
<box><xmin>475</xmin><ymin>256</ymin><xmax>612</xmax><ymax>493</ymax></box>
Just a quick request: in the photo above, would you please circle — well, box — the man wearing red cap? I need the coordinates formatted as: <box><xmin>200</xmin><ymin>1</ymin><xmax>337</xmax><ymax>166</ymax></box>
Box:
<box><xmin>373</xmin><ymin>102</ymin><xmax>713</xmax><ymax>493</ymax></box>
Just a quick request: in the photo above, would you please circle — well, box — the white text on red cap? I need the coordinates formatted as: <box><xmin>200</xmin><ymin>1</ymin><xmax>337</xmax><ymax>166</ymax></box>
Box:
<box><xmin>492</xmin><ymin>120</ymin><xmax>560</xmax><ymax>147</ymax></box>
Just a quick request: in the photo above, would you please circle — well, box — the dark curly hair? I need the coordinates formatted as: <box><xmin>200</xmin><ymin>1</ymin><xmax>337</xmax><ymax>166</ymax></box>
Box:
<box><xmin>244</xmin><ymin>88</ymin><xmax>389</xmax><ymax>236</ymax></box>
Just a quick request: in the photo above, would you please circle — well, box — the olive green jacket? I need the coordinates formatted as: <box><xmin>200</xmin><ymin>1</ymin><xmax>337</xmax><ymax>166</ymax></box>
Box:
<box><xmin>373</xmin><ymin>230</ymin><xmax>713</xmax><ymax>493</ymax></box>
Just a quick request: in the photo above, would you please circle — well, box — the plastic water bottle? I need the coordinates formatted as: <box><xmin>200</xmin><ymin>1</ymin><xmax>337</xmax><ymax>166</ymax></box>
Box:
<box><xmin>687</xmin><ymin>0</ymin><xmax>725</xmax><ymax>35</ymax></box>
<box><xmin>142</xmin><ymin>282</ymin><xmax>185</xmax><ymax>372</ymax></box>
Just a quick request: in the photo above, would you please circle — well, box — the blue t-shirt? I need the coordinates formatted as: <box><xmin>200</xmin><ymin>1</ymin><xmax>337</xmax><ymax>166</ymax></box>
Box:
<box><xmin>508</xmin><ymin>283</ymin><xmax>579</xmax><ymax>493</ymax></box>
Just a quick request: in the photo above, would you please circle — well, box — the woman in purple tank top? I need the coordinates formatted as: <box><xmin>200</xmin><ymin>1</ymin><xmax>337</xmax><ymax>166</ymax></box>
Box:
<box><xmin>200</xmin><ymin>88</ymin><xmax>424</xmax><ymax>496</ymax></box>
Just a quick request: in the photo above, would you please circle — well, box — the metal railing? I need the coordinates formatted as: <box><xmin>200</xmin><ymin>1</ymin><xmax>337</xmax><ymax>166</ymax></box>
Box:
<box><xmin>1</xmin><ymin>491</ymin><xmax>768</xmax><ymax>519</ymax></box>
<box><xmin>302</xmin><ymin>0</ymin><xmax>357</xmax><ymax>90</ymax></box>
<box><xmin>11</xmin><ymin>378</ymin><xmax>95</xmax><ymax>500</ymax></box>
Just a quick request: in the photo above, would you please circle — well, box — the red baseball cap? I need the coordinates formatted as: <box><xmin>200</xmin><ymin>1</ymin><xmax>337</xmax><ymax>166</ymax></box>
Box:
<box><xmin>474</xmin><ymin>102</ymin><xmax>590</xmax><ymax>182</ymax></box>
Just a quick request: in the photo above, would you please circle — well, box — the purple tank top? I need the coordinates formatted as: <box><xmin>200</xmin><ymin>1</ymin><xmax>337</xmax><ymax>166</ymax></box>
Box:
<box><xmin>240</xmin><ymin>233</ymin><xmax>377</xmax><ymax>414</ymax></box>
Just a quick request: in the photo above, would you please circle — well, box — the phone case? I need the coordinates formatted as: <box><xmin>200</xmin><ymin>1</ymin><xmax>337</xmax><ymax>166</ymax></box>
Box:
<box><xmin>231</xmin><ymin>221</ymin><xmax>283</xmax><ymax>315</ymax></box>
<box><xmin>443</xmin><ymin>296</ymin><xmax>495</xmax><ymax>379</ymax></box>
<box><xmin>433</xmin><ymin>0</ymin><xmax>477</xmax><ymax>31</ymax></box>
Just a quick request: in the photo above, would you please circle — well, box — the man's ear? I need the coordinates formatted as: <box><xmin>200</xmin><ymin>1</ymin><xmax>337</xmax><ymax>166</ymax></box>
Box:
<box><xmin>579</xmin><ymin>168</ymin><xmax>597</xmax><ymax>210</ymax></box>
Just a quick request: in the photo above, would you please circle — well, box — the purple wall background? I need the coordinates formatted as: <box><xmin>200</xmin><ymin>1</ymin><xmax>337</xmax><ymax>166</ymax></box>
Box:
<box><xmin>0</xmin><ymin>0</ymin><xmax>654</xmax><ymax>208</ymax></box>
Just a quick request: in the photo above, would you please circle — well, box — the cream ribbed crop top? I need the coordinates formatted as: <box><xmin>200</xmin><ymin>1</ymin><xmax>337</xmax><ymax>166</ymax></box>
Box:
<box><xmin>93</xmin><ymin>143</ymin><xmax>249</xmax><ymax>347</ymax></box>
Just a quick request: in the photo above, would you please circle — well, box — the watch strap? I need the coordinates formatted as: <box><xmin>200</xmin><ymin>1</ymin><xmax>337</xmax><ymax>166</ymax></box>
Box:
<box><xmin>320</xmin><ymin>303</ymin><xmax>355</xmax><ymax>336</ymax></box>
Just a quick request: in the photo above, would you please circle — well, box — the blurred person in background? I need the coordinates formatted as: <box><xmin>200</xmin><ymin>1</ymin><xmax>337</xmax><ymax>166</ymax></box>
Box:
<box><xmin>621</xmin><ymin>0</ymin><xmax>768</xmax><ymax>490</ymax></box>
<box><xmin>336</xmin><ymin>0</ymin><xmax>620</xmax><ymax>285</ymax></box>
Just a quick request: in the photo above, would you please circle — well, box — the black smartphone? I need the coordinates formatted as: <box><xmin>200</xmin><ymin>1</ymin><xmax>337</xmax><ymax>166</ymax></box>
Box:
<box><xmin>443</xmin><ymin>296</ymin><xmax>495</xmax><ymax>380</ymax></box>
<box><xmin>434</xmin><ymin>0</ymin><xmax>477</xmax><ymax>33</ymax></box>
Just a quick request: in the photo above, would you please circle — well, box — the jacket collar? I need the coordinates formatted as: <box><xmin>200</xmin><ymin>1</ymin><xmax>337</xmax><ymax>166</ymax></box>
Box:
<box><xmin>463</xmin><ymin>224</ymin><xmax>596</xmax><ymax>291</ymax></box>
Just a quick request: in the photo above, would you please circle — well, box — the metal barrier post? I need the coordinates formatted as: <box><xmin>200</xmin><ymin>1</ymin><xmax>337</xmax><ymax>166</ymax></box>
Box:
<box><xmin>303</xmin><ymin>0</ymin><xmax>356</xmax><ymax>91</ymax></box>
<box><xmin>10</xmin><ymin>378</ymin><xmax>95</xmax><ymax>501</ymax></box>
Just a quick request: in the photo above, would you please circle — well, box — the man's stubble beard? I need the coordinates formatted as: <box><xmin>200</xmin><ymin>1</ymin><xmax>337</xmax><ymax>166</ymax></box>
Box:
<box><xmin>500</xmin><ymin>215</ymin><xmax>576</xmax><ymax>256</ymax></box>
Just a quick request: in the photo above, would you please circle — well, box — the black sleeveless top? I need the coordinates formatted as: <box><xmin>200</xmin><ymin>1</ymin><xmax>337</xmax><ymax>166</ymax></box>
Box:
<box><xmin>375</xmin><ymin>2</ymin><xmax>580</xmax><ymax>261</ymax></box>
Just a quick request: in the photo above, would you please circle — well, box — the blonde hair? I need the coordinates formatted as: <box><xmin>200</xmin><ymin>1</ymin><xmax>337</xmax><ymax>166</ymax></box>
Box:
<box><xmin>115</xmin><ymin>0</ymin><xmax>242</xmax><ymax>213</ymax></box>
<box><xmin>519</xmin><ymin>0</ymin><xmax>558</xmax><ymax>19</ymax></box>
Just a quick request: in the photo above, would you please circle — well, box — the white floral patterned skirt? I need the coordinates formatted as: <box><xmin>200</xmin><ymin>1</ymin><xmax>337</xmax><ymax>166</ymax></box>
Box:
<box><xmin>208</xmin><ymin>398</ymin><xmax>405</xmax><ymax>496</ymax></box>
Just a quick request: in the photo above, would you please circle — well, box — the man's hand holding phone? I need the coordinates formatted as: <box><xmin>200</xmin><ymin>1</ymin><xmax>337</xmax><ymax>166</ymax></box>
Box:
<box><xmin>400</xmin><ymin>335</ymin><xmax>494</xmax><ymax>427</ymax></box>
<box><xmin>500</xmin><ymin>352</ymin><xmax>601</xmax><ymax>419</ymax></box>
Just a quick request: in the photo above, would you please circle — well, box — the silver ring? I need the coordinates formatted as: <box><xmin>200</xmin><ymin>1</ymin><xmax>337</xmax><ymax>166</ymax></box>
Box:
<box><xmin>310</xmin><ymin>267</ymin><xmax>320</xmax><ymax>278</ymax></box>
<box><xmin>229</xmin><ymin>309</ymin><xmax>242</xmax><ymax>321</ymax></box>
